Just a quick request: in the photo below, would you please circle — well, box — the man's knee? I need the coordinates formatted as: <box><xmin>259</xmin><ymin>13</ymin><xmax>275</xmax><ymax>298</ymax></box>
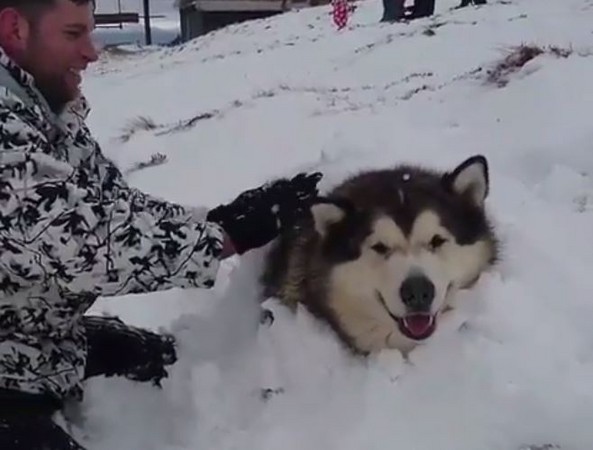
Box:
<box><xmin>0</xmin><ymin>414</ymin><xmax>86</xmax><ymax>450</ymax></box>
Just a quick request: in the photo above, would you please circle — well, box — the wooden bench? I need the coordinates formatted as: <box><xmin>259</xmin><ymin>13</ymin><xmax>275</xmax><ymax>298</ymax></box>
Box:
<box><xmin>94</xmin><ymin>13</ymin><xmax>140</xmax><ymax>26</ymax></box>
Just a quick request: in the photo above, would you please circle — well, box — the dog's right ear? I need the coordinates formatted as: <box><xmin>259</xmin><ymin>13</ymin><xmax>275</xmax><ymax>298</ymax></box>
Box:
<box><xmin>442</xmin><ymin>155</ymin><xmax>489</xmax><ymax>208</ymax></box>
<box><xmin>310</xmin><ymin>199</ymin><xmax>349</xmax><ymax>237</ymax></box>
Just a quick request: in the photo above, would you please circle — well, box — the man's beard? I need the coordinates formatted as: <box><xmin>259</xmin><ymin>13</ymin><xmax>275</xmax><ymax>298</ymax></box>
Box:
<box><xmin>32</xmin><ymin>73</ymin><xmax>74</xmax><ymax>115</ymax></box>
<box><xmin>20</xmin><ymin>46</ymin><xmax>76</xmax><ymax>115</ymax></box>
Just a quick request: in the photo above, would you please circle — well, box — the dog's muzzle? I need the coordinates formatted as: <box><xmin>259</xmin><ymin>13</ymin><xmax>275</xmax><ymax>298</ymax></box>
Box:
<box><xmin>376</xmin><ymin>288</ymin><xmax>437</xmax><ymax>341</ymax></box>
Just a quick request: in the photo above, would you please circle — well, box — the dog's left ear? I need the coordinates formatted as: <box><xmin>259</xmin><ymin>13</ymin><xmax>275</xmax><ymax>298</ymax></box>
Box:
<box><xmin>310</xmin><ymin>197</ymin><xmax>353</xmax><ymax>237</ymax></box>
<box><xmin>442</xmin><ymin>155</ymin><xmax>489</xmax><ymax>207</ymax></box>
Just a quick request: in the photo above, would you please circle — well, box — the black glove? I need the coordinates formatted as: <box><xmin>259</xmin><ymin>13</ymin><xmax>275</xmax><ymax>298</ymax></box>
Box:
<box><xmin>206</xmin><ymin>171</ymin><xmax>323</xmax><ymax>254</ymax></box>
<box><xmin>83</xmin><ymin>316</ymin><xmax>177</xmax><ymax>388</ymax></box>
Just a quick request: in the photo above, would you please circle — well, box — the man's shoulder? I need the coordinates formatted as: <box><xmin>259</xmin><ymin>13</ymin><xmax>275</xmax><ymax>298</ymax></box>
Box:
<box><xmin>0</xmin><ymin>86</ymin><xmax>51</xmax><ymax>143</ymax></box>
<box><xmin>0</xmin><ymin>84</ymin><xmax>31</xmax><ymax>112</ymax></box>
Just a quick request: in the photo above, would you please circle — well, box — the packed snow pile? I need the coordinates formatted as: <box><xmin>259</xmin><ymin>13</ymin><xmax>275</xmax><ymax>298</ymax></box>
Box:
<box><xmin>77</xmin><ymin>0</ymin><xmax>593</xmax><ymax>448</ymax></box>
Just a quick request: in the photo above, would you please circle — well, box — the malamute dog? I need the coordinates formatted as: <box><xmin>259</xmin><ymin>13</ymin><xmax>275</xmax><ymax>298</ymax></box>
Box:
<box><xmin>261</xmin><ymin>155</ymin><xmax>499</xmax><ymax>355</ymax></box>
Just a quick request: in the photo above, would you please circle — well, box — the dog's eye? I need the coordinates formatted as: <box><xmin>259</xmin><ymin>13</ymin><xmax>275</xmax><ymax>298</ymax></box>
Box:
<box><xmin>429</xmin><ymin>235</ymin><xmax>447</xmax><ymax>250</ymax></box>
<box><xmin>371</xmin><ymin>242</ymin><xmax>390</xmax><ymax>255</ymax></box>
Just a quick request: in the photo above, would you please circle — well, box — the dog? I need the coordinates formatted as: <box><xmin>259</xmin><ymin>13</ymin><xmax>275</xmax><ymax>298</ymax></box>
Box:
<box><xmin>261</xmin><ymin>155</ymin><xmax>499</xmax><ymax>355</ymax></box>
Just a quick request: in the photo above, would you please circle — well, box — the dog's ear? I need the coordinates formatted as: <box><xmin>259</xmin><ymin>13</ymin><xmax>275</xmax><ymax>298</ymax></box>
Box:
<box><xmin>442</xmin><ymin>155</ymin><xmax>489</xmax><ymax>207</ymax></box>
<box><xmin>310</xmin><ymin>198</ymin><xmax>350</xmax><ymax>237</ymax></box>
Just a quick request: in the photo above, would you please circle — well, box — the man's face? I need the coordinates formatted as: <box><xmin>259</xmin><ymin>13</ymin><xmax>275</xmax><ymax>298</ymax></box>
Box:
<box><xmin>19</xmin><ymin>0</ymin><xmax>98</xmax><ymax>112</ymax></box>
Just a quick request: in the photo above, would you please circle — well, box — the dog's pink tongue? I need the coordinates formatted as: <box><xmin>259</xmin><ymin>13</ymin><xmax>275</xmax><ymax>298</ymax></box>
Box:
<box><xmin>403</xmin><ymin>314</ymin><xmax>432</xmax><ymax>337</ymax></box>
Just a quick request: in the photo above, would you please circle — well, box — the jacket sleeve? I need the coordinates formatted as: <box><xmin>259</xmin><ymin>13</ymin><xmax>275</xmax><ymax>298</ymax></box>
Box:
<box><xmin>0</xmin><ymin>105</ymin><xmax>225</xmax><ymax>298</ymax></box>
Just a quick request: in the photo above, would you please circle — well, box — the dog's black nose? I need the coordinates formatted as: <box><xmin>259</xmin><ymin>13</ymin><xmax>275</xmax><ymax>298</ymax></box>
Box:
<box><xmin>400</xmin><ymin>275</ymin><xmax>435</xmax><ymax>310</ymax></box>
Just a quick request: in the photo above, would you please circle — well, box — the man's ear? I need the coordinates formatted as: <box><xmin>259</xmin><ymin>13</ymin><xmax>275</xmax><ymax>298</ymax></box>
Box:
<box><xmin>0</xmin><ymin>8</ymin><xmax>31</xmax><ymax>57</ymax></box>
<box><xmin>310</xmin><ymin>198</ymin><xmax>351</xmax><ymax>237</ymax></box>
<box><xmin>442</xmin><ymin>155</ymin><xmax>489</xmax><ymax>207</ymax></box>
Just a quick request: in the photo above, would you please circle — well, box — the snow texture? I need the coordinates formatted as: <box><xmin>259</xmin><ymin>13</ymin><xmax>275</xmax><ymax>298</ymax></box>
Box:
<box><xmin>71</xmin><ymin>0</ymin><xmax>593</xmax><ymax>448</ymax></box>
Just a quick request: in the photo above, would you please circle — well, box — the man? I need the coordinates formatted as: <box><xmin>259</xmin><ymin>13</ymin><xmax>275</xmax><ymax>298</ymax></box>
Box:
<box><xmin>0</xmin><ymin>0</ymin><xmax>323</xmax><ymax>448</ymax></box>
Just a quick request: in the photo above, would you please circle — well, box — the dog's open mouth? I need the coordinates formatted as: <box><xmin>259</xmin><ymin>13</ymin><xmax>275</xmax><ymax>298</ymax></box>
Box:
<box><xmin>396</xmin><ymin>313</ymin><xmax>436</xmax><ymax>341</ymax></box>
<box><xmin>376</xmin><ymin>291</ymin><xmax>437</xmax><ymax>341</ymax></box>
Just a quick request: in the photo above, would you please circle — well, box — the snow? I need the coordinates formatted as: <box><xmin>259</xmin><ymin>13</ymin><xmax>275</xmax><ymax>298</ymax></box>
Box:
<box><xmin>71</xmin><ymin>0</ymin><xmax>593</xmax><ymax>448</ymax></box>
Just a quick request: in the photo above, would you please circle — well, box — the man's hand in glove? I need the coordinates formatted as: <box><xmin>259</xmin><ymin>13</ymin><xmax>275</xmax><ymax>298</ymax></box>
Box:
<box><xmin>206</xmin><ymin>171</ymin><xmax>323</xmax><ymax>256</ymax></box>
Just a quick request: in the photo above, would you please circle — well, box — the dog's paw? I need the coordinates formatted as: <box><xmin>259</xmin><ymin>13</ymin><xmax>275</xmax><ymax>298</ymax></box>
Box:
<box><xmin>368</xmin><ymin>349</ymin><xmax>406</xmax><ymax>383</ymax></box>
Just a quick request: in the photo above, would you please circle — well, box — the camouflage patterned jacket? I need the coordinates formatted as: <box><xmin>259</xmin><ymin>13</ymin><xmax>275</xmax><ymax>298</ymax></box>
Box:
<box><xmin>0</xmin><ymin>47</ymin><xmax>224</xmax><ymax>402</ymax></box>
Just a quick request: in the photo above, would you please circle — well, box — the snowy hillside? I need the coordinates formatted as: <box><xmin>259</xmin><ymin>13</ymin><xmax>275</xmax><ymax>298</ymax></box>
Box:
<box><xmin>76</xmin><ymin>0</ymin><xmax>593</xmax><ymax>449</ymax></box>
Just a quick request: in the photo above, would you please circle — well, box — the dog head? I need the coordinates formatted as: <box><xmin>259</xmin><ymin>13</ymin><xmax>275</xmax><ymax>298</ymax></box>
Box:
<box><xmin>311</xmin><ymin>155</ymin><xmax>498</xmax><ymax>343</ymax></box>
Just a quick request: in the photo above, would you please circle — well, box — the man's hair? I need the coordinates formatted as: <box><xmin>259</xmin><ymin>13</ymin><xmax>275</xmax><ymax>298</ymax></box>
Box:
<box><xmin>0</xmin><ymin>0</ymin><xmax>95</xmax><ymax>18</ymax></box>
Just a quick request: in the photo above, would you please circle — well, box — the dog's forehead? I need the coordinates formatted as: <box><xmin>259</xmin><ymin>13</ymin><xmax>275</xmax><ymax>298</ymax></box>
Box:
<box><xmin>409</xmin><ymin>210</ymin><xmax>446</xmax><ymax>241</ymax></box>
<box><xmin>369</xmin><ymin>210</ymin><xmax>447</xmax><ymax>245</ymax></box>
<box><xmin>331</xmin><ymin>166</ymin><xmax>489</xmax><ymax>246</ymax></box>
<box><xmin>370</xmin><ymin>216</ymin><xmax>406</xmax><ymax>245</ymax></box>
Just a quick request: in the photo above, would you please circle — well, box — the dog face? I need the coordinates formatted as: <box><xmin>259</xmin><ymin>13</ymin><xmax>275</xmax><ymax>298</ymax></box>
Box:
<box><xmin>311</xmin><ymin>155</ymin><xmax>496</xmax><ymax>343</ymax></box>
